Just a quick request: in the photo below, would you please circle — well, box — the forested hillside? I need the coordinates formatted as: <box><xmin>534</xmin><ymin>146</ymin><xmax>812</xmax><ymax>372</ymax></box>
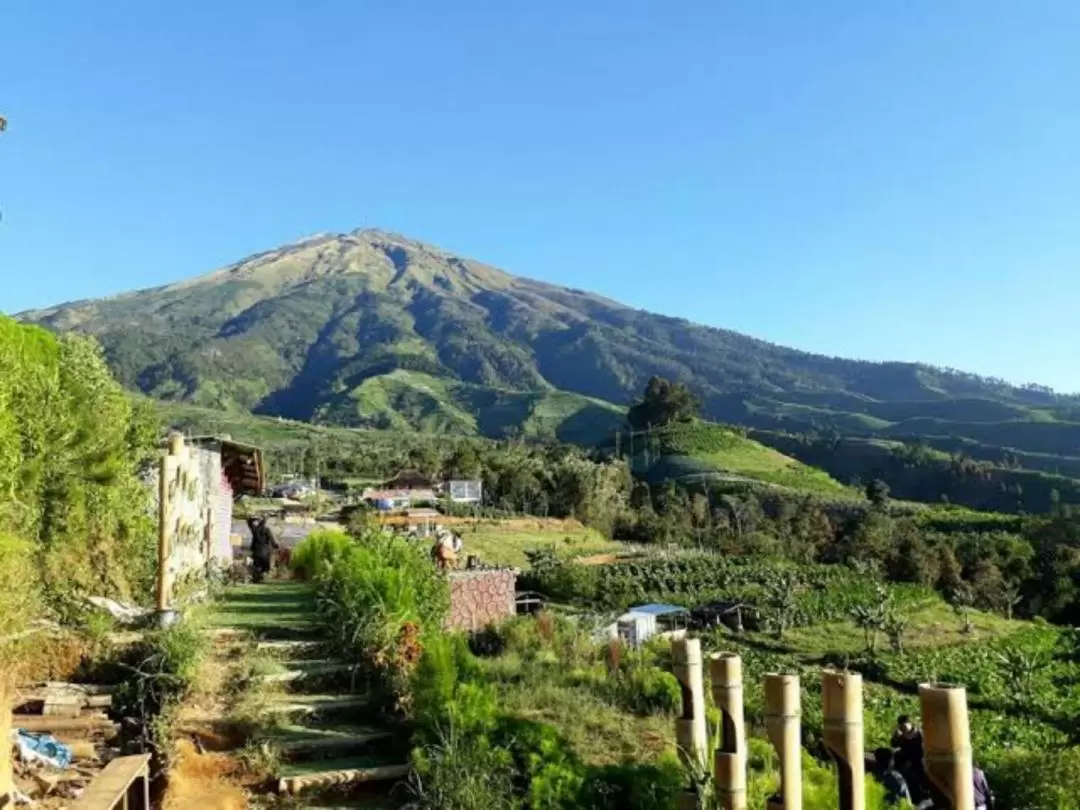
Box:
<box><xmin>18</xmin><ymin>229</ymin><xmax>1080</xmax><ymax>459</ymax></box>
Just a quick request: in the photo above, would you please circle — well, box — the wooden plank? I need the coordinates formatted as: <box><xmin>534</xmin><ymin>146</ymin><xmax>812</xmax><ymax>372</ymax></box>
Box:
<box><xmin>13</xmin><ymin>714</ymin><xmax>119</xmax><ymax>737</ymax></box>
<box><xmin>265</xmin><ymin>695</ymin><xmax>370</xmax><ymax>716</ymax></box>
<box><xmin>73</xmin><ymin>754</ymin><xmax>150</xmax><ymax>809</ymax></box>
<box><xmin>278</xmin><ymin>763</ymin><xmax>409</xmax><ymax>795</ymax></box>
<box><xmin>257</xmin><ymin>662</ymin><xmax>358</xmax><ymax>684</ymax></box>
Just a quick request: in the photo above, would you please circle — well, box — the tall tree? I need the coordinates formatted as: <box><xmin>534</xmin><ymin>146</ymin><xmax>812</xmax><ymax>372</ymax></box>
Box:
<box><xmin>627</xmin><ymin>376</ymin><xmax>701</xmax><ymax>430</ymax></box>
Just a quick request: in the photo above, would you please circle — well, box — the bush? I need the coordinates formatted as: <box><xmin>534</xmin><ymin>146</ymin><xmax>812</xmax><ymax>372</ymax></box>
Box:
<box><xmin>289</xmin><ymin>528</ymin><xmax>353</xmax><ymax>581</ymax></box>
<box><xmin>984</xmin><ymin>748</ymin><xmax>1080</xmax><ymax>810</ymax></box>
<box><xmin>294</xmin><ymin>527</ymin><xmax>450</xmax><ymax>709</ymax></box>
<box><xmin>407</xmin><ymin>726</ymin><xmax>518</xmax><ymax>810</ymax></box>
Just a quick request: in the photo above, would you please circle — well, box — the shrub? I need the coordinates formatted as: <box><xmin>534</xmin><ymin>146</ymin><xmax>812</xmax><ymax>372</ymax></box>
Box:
<box><xmin>984</xmin><ymin>748</ymin><xmax>1080</xmax><ymax>810</ymax></box>
<box><xmin>406</xmin><ymin>726</ymin><xmax>518</xmax><ymax>810</ymax></box>
<box><xmin>289</xmin><ymin>528</ymin><xmax>353</xmax><ymax>581</ymax></box>
<box><xmin>295</xmin><ymin>527</ymin><xmax>450</xmax><ymax>709</ymax></box>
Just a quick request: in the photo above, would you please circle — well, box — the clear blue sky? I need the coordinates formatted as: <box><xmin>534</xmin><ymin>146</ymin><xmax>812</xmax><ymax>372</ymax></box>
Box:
<box><xmin>2</xmin><ymin>1</ymin><xmax>1078</xmax><ymax>391</ymax></box>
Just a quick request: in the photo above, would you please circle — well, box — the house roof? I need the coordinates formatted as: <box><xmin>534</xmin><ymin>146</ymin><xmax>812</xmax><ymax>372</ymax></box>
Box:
<box><xmin>625</xmin><ymin>603</ymin><xmax>689</xmax><ymax>617</ymax></box>
<box><xmin>177</xmin><ymin>435</ymin><xmax>265</xmax><ymax>497</ymax></box>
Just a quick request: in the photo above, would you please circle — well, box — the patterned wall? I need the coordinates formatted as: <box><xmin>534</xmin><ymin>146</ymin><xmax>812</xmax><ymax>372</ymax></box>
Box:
<box><xmin>446</xmin><ymin>569</ymin><xmax>517</xmax><ymax>632</ymax></box>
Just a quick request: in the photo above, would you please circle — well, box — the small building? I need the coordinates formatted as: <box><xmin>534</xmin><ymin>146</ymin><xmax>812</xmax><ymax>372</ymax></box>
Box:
<box><xmin>362</xmin><ymin>488</ymin><xmax>436</xmax><ymax>511</ymax></box>
<box><xmin>382</xmin><ymin>469</ymin><xmax>434</xmax><ymax>491</ymax></box>
<box><xmin>604</xmin><ymin>603</ymin><xmax>690</xmax><ymax>647</ymax></box>
<box><xmin>155</xmin><ymin>435</ymin><xmax>264</xmax><ymax>566</ymax></box>
<box><xmin>446</xmin><ymin>479</ymin><xmax>483</xmax><ymax>504</ymax></box>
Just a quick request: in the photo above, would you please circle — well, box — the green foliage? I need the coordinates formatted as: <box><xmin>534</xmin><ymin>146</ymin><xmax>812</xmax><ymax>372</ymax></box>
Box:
<box><xmin>110</xmin><ymin>617</ymin><xmax>210</xmax><ymax>758</ymax></box>
<box><xmin>407</xmin><ymin>725</ymin><xmax>518</xmax><ymax>810</ymax></box>
<box><xmin>288</xmin><ymin>528</ymin><xmax>354</xmax><ymax>581</ymax></box>
<box><xmin>984</xmin><ymin>747</ymin><xmax>1080</xmax><ymax>810</ymax></box>
<box><xmin>293</xmin><ymin>526</ymin><xmax>450</xmax><ymax>706</ymax></box>
<box><xmin>0</xmin><ymin>318</ymin><xmax>158</xmax><ymax>631</ymax></box>
<box><xmin>523</xmin><ymin>552</ymin><xmax>932</xmax><ymax>621</ymax></box>
<box><xmin>627</xmin><ymin>376</ymin><xmax>701</xmax><ymax>430</ymax></box>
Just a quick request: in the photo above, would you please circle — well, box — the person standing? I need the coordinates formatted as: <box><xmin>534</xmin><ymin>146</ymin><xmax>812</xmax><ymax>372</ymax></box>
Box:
<box><xmin>891</xmin><ymin>715</ymin><xmax>927</xmax><ymax>803</ymax></box>
<box><xmin>247</xmin><ymin>516</ymin><xmax>278</xmax><ymax>583</ymax></box>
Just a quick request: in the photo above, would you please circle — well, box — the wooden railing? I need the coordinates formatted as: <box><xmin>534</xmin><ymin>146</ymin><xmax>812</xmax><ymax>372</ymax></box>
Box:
<box><xmin>73</xmin><ymin>754</ymin><xmax>151</xmax><ymax>810</ymax></box>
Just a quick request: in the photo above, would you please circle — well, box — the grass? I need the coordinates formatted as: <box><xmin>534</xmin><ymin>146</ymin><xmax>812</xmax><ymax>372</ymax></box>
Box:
<box><xmin>458</xmin><ymin>518</ymin><xmax>624</xmax><ymax>569</ymax></box>
<box><xmin>641</xmin><ymin>421</ymin><xmax>855</xmax><ymax>497</ymax></box>
<box><xmin>206</xmin><ymin>582</ymin><xmax>321</xmax><ymax>640</ymax></box>
<box><xmin>774</xmin><ymin>601</ymin><xmax>1024</xmax><ymax>659</ymax></box>
<box><xmin>340</xmin><ymin>370</ymin><xmax>625</xmax><ymax>443</ymax></box>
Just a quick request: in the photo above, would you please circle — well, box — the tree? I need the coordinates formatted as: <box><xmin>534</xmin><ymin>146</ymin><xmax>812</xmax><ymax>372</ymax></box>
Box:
<box><xmin>445</xmin><ymin>444</ymin><xmax>481</xmax><ymax>480</ymax></box>
<box><xmin>763</xmin><ymin>571</ymin><xmax>800</xmax><ymax>640</ymax></box>
<box><xmin>866</xmin><ymin>479</ymin><xmax>891</xmax><ymax>507</ymax></box>
<box><xmin>850</xmin><ymin>585</ymin><xmax>890</xmax><ymax>653</ymax></box>
<box><xmin>627</xmin><ymin>376</ymin><xmax>701</xmax><ymax>430</ymax></box>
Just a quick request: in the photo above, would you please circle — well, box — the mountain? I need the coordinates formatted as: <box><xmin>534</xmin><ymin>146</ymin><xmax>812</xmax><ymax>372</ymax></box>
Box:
<box><xmin>18</xmin><ymin>228</ymin><xmax>1080</xmax><ymax>454</ymax></box>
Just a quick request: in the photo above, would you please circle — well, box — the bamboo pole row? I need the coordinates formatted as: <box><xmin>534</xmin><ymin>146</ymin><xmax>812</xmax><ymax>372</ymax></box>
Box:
<box><xmin>671</xmin><ymin>642</ymin><xmax>975</xmax><ymax>810</ymax></box>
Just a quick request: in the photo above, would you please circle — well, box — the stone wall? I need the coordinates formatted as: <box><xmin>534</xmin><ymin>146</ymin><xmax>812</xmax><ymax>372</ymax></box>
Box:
<box><xmin>447</xmin><ymin>569</ymin><xmax>517</xmax><ymax>632</ymax></box>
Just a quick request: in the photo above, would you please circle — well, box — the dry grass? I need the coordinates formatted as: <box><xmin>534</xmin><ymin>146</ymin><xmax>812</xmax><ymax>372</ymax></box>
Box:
<box><xmin>163</xmin><ymin>740</ymin><xmax>249</xmax><ymax>810</ymax></box>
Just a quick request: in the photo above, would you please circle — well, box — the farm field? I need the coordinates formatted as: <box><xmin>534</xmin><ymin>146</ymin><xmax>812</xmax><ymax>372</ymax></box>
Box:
<box><xmin>454</xmin><ymin>517</ymin><xmax>625</xmax><ymax>569</ymax></box>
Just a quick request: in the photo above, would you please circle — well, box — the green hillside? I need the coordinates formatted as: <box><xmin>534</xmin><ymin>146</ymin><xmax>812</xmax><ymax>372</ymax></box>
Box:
<box><xmin>316</xmin><ymin>369</ymin><xmax>624</xmax><ymax>442</ymax></box>
<box><xmin>17</xmin><ymin>228</ymin><xmax>1080</xmax><ymax>468</ymax></box>
<box><xmin>632</xmin><ymin>421</ymin><xmax>854</xmax><ymax>497</ymax></box>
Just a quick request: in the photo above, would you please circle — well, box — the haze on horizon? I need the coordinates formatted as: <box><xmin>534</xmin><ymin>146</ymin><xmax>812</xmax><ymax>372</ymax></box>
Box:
<box><xmin>2</xmin><ymin>1</ymin><xmax>1078</xmax><ymax>393</ymax></box>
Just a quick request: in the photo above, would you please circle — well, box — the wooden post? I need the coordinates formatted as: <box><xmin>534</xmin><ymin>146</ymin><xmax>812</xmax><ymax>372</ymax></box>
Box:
<box><xmin>157</xmin><ymin>434</ymin><xmax>184</xmax><ymax>612</ymax></box>
<box><xmin>0</xmin><ymin>678</ymin><xmax>13</xmax><ymax>803</ymax></box>
<box><xmin>822</xmin><ymin>670</ymin><xmax>864</xmax><ymax>810</ymax></box>
<box><xmin>710</xmin><ymin>653</ymin><xmax>746</xmax><ymax>810</ymax></box>
<box><xmin>672</xmin><ymin>638</ymin><xmax>708</xmax><ymax>809</ymax></box>
<box><xmin>919</xmin><ymin>683</ymin><xmax>974</xmax><ymax>810</ymax></box>
<box><xmin>764</xmin><ymin>674</ymin><xmax>801</xmax><ymax>810</ymax></box>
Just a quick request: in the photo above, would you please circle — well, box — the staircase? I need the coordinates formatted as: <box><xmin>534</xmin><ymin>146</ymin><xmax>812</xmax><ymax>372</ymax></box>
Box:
<box><xmin>206</xmin><ymin>582</ymin><xmax>411</xmax><ymax>807</ymax></box>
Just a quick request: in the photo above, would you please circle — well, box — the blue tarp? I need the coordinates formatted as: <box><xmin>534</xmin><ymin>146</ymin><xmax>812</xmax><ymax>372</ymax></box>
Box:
<box><xmin>13</xmin><ymin>728</ymin><xmax>73</xmax><ymax>769</ymax></box>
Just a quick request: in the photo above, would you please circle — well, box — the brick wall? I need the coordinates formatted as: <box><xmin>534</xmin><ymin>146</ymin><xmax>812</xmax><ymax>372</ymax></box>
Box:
<box><xmin>447</xmin><ymin>569</ymin><xmax>517</xmax><ymax>632</ymax></box>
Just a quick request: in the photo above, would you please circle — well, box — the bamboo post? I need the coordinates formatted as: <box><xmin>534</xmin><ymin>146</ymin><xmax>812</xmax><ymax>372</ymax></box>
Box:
<box><xmin>822</xmin><ymin>670</ymin><xmax>864</xmax><ymax>810</ymax></box>
<box><xmin>710</xmin><ymin>653</ymin><xmax>747</xmax><ymax>810</ymax></box>
<box><xmin>157</xmin><ymin>434</ymin><xmax>184</xmax><ymax>612</ymax></box>
<box><xmin>0</xmin><ymin>678</ymin><xmax>13</xmax><ymax>803</ymax></box>
<box><xmin>764</xmin><ymin>674</ymin><xmax>801</xmax><ymax>810</ymax></box>
<box><xmin>919</xmin><ymin>683</ymin><xmax>974</xmax><ymax>810</ymax></box>
<box><xmin>672</xmin><ymin>638</ymin><xmax>708</xmax><ymax>809</ymax></box>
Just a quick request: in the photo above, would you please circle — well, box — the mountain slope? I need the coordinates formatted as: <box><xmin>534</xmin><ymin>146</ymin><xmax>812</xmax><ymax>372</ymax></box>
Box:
<box><xmin>18</xmin><ymin>228</ymin><xmax>1080</xmax><ymax>451</ymax></box>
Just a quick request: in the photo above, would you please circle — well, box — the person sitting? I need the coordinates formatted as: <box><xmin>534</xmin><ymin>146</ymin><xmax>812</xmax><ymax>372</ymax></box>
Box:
<box><xmin>872</xmin><ymin>747</ymin><xmax>912</xmax><ymax>806</ymax></box>
<box><xmin>973</xmin><ymin>761</ymin><xmax>995</xmax><ymax>810</ymax></box>
<box><xmin>891</xmin><ymin>715</ymin><xmax>927</xmax><ymax>801</ymax></box>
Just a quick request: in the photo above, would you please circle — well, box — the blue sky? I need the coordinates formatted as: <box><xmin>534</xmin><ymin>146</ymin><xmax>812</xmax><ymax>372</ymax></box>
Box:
<box><xmin>2</xmin><ymin>1</ymin><xmax>1078</xmax><ymax>391</ymax></box>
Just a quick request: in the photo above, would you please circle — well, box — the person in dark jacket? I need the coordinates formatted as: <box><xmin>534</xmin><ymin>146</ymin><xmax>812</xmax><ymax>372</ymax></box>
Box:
<box><xmin>891</xmin><ymin>715</ymin><xmax>927</xmax><ymax>802</ymax></box>
<box><xmin>873</xmin><ymin>747</ymin><xmax>912</xmax><ymax>806</ymax></box>
<box><xmin>247</xmin><ymin>516</ymin><xmax>278</xmax><ymax>583</ymax></box>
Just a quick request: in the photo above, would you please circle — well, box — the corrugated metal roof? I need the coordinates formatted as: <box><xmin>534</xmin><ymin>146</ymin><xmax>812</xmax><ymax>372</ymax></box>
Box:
<box><xmin>625</xmin><ymin>603</ymin><xmax>688</xmax><ymax>616</ymax></box>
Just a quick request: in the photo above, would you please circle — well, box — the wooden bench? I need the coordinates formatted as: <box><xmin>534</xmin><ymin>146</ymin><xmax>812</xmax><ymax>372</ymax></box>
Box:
<box><xmin>73</xmin><ymin>754</ymin><xmax>151</xmax><ymax>810</ymax></box>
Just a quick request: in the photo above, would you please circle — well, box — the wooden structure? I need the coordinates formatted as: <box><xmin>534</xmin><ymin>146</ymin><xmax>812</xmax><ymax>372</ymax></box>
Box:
<box><xmin>710</xmin><ymin>653</ymin><xmax>746</xmax><ymax>810</ymax></box>
<box><xmin>672</xmin><ymin>638</ymin><xmax>708</xmax><ymax>809</ymax></box>
<box><xmin>684</xmin><ymin>652</ymin><xmax>978</xmax><ymax>810</ymax></box>
<box><xmin>764</xmin><ymin>674</ymin><xmax>801</xmax><ymax>810</ymax></box>
<box><xmin>919</xmin><ymin>683</ymin><xmax>975</xmax><ymax>810</ymax></box>
<box><xmin>73</xmin><ymin>754</ymin><xmax>150</xmax><ymax>810</ymax></box>
<box><xmin>157</xmin><ymin>434</ymin><xmax>263</xmax><ymax>611</ymax></box>
<box><xmin>822</xmin><ymin>670</ymin><xmax>865</xmax><ymax>810</ymax></box>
